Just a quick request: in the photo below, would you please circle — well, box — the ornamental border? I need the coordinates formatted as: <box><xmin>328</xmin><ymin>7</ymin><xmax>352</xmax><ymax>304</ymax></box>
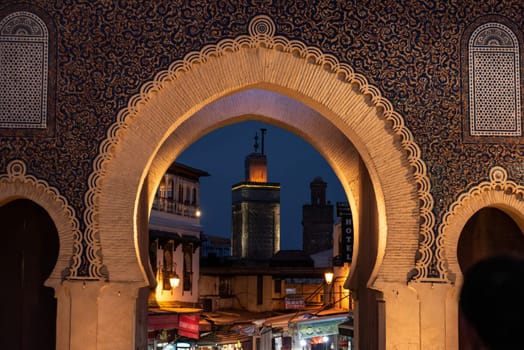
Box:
<box><xmin>84</xmin><ymin>15</ymin><xmax>438</xmax><ymax>281</ymax></box>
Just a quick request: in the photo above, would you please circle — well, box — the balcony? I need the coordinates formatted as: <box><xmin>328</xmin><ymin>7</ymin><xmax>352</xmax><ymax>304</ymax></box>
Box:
<box><xmin>152</xmin><ymin>197</ymin><xmax>200</xmax><ymax>218</ymax></box>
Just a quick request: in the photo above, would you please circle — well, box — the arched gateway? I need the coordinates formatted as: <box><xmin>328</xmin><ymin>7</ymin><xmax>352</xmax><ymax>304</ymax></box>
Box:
<box><xmin>56</xmin><ymin>15</ymin><xmax>474</xmax><ymax>350</ymax></box>
<box><xmin>0</xmin><ymin>3</ymin><xmax>522</xmax><ymax>348</ymax></box>
<box><xmin>6</xmin><ymin>16</ymin><xmax>512</xmax><ymax>350</ymax></box>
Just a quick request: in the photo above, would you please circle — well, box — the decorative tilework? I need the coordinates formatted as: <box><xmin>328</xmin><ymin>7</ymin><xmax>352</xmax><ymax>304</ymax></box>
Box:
<box><xmin>0</xmin><ymin>11</ymin><xmax>48</xmax><ymax>129</ymax></box>
<box><xmin>469</xmin><ymin>23</ymin><xmax>521</xmax><ymax>137</ymax></box>
<box><xmin>0</xmin><ymin>1</ymin><xmax>521</xmax><ymax>280</ymax></box>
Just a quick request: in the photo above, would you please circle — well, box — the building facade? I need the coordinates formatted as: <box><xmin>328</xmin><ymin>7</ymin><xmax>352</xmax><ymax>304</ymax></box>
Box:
<box><xmin>148</xmin><ymin>162</ymin><xmax>209</xmax><ymax>349</ymax></box>
<box><xmin>0</xmin><ymin>2</ymin><xmax>523</xmax><ymax>349</ymax></box>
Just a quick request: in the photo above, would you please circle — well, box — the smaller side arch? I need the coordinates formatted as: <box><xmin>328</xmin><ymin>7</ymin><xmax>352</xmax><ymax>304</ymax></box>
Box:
<box><xmin>439</xmin><ymin>166</ymin><xmax>524</xmax><ymax>285</ymax></box>
<box><xmin>0</xmin><ymin>160</ymin><xmax>83</xmax><ymax>286</ymax></box>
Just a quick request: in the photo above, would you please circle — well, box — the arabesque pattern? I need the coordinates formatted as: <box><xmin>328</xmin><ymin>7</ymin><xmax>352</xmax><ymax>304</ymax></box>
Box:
<box><xmin>86</xmin><ymin>15</ymin><xmax>437</xmax><ymax>281</ymax></box>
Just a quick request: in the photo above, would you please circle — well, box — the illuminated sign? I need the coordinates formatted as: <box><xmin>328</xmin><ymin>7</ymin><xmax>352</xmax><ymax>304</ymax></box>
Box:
<box><xmin>337</xmin><ymin>202</ymin><xmax>353</xmax><ymax>263</ymax></box>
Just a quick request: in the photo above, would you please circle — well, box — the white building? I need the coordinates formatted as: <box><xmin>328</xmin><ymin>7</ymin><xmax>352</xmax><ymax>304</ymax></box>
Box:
<box><xmin>148</xmin><ymin>162</ymin><xmax>209</xmax><ymax>349</ymax></box>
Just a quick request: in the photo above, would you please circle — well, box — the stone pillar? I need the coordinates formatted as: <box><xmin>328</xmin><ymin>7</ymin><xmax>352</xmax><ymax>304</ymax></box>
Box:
<box><xmin>413</xmin><ymin>282</ymin><xmax>457</xmax><ymax>350</ymax></box>
<box><xmin>375</xmin><ymin>282</ymin><xmax>420</xmax><ymax>350</ymax></box>
<box><xmin>445</xmin><ymin>284</ymin><xmax>460</xmax><ymax>350</ymax></box>
<box><xmin>352</xmin><ymin>298</ymin><xmax>360</xmax><ymax>350</ymax></box>
<box><xmin>54</xmin><ymin>283</ymin><xmax>71</xmax><ymax>350</ymax></box>
<box><xmin>56</xmin><ymin>280</ymin><xmax>104</xmax><ymax>350</ymax></box>
<box><xmin>374</xmin><ymin>281</ymin><xmax>457</xmax><ymax>350</ymax></box>
<box><xmin>55</xmin><ymin>280</ymin><xmax>147</xmax><ymax>350</ymax></box>
<box><xmin>97</xmin><ymin>281</ymin><xmax>147</xmax><ymax>350</ymax></box>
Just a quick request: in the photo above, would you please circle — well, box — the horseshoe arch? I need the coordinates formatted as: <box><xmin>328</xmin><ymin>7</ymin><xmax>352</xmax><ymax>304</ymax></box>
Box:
<box><xmin>89</xmin><ymin>16</ymin><xmax>434</xmax><ymax>291</ymax></box>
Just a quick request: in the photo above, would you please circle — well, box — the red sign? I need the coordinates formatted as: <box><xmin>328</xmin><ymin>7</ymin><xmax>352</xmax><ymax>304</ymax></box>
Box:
<box><xmin>178</xmin><ymin>314</ymin><xmax>200</xmax><ymax>339</ymax></box>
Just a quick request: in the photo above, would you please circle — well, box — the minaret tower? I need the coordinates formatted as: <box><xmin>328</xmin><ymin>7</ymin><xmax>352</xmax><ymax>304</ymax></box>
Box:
<box><xmin>231</xmin><ymin>129</ymin><xmax>281</xmax><ymax>260</ymax></box>
<box><xmin>302</xmin><ymin>176</ymin><xmax>334</xmax><ymax>255</ymax></box>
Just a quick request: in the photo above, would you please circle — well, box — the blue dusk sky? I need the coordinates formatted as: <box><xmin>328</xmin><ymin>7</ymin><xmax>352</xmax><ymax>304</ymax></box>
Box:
<box><xmin>177</xmin><ymin>120</ymin><xmax>348</xmax><ymax>250</ymax></box>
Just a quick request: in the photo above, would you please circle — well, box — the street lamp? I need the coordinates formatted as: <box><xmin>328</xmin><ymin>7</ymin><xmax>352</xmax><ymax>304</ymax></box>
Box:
<box><xmin>169</xmin><ymin>264</ymin><xmax>180</xmax><ymax>289</ymax></box>
<box><xmin>169</xmin><ymin>272</ymin><xmax>180</xmax><ymax>288</ymax></box>
<box><xmin>324</xmin><ymin>271</ymin><xmax>334</xmax><ymax>284</ymax></box>
<box><xmin>324</xmin><ymin>271</ymin><xmax>334</xmax><ymax>308</ymax></box>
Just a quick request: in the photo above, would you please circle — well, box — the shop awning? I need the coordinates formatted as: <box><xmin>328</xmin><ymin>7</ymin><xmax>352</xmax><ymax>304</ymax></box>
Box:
<box><xmin>197</xmin><ymin>330</ymin><xmax>251</xmax><ymax>346</ymax></box>
<box><xmin>338</xmin><ymin>319</ymin><xmax>354</xmax><ymax>337</ymax></box>
<box><xmin>294</xmin><ymin>315</ymin><xmax>348</xmax><ymax>339</ymax></box>
<box><xmin>148</xmin><ymin>309</ymin><xmax>203</xmax><ymax>338</ymax></box>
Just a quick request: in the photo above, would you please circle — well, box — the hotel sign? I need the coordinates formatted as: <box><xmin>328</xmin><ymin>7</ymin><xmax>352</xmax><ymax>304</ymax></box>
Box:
<box><xmin>337</xmin><ymin>202</ymin><xmax>353</xmax><ymax>263</ymax></box>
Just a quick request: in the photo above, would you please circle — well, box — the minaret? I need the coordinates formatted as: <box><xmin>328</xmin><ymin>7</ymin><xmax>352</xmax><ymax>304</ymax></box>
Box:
<box><xmin>244</xmin><ymin>129</ymin><xmax>267</xmax><ymax>182</ymax></box>
<box><xmin>231</xmin><ymin>129</ymin><xmax>280</xmax><ymax>260</ymax></box>
<box><xmin>302</xmin><ymin>176</ymin><xmax>334</xmax><ymax>255</ymax></box>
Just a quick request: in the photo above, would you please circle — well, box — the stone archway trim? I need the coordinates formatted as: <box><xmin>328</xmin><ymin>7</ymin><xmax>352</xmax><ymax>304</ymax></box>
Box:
<box><xmin>87</xmin><ymin>15</ymin><xmax>438</xmax><ymax>282</ymax></box>
<box><xmin>0</xmin><ymin>160</ymin><xmax>83</xmax><ymax>284</ymax></box>
<box><xmin>439</xmin><ymin>166</ymin><xmax>524</xmax><ymax>284</ymax></box>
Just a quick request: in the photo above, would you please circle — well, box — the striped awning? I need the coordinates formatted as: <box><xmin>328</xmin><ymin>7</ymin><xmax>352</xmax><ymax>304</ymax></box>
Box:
<box><xmin>197</xmin><ymin>330</ymin><xmax>251</xmax><ymax>346</ymax></box>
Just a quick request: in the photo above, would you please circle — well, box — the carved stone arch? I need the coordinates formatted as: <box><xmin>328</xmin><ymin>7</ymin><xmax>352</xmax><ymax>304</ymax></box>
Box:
<box><xmin>88</xmin><ymin>15</ymin><xmax>436</xmax><ymax>286</ymax></box>
<box><xmin>0</xmin><ymin>160</ymin><xmax>83</xmax><ymax>287</ymax></box>
<box><xmin>439</xmin><ymin>166</ymin><xmax>524</xmax><ymax>286</ymax></box>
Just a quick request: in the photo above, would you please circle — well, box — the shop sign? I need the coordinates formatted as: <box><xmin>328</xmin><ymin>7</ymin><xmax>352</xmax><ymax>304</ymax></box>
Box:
<box><xmin>285</xmin><ymin>297</ymin><xmax>305</xmax><ymax>309</ymax></box>
<box><xmin>297</xmin><ymin>318</ymin><xmax>347</xmax><ymax>339</ymax></box>
<box><xmin>178</xmin><ymin>313</ymin><xmax>200</xmax><ymax>339</ymax></box>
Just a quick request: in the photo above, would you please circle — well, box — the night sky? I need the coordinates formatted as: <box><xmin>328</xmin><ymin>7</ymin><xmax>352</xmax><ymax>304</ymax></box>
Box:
<box><xmin>177</xmin><ymin>120</ymin><xmax>348</xmax><ymax>250</ymax></box>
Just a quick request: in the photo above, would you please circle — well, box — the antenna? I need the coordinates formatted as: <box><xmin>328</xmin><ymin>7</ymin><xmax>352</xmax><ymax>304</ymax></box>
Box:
<box><xmin>260</xmin><ymin>128</ymin><xmax>267</xmax><ymax>155</ymax></box>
